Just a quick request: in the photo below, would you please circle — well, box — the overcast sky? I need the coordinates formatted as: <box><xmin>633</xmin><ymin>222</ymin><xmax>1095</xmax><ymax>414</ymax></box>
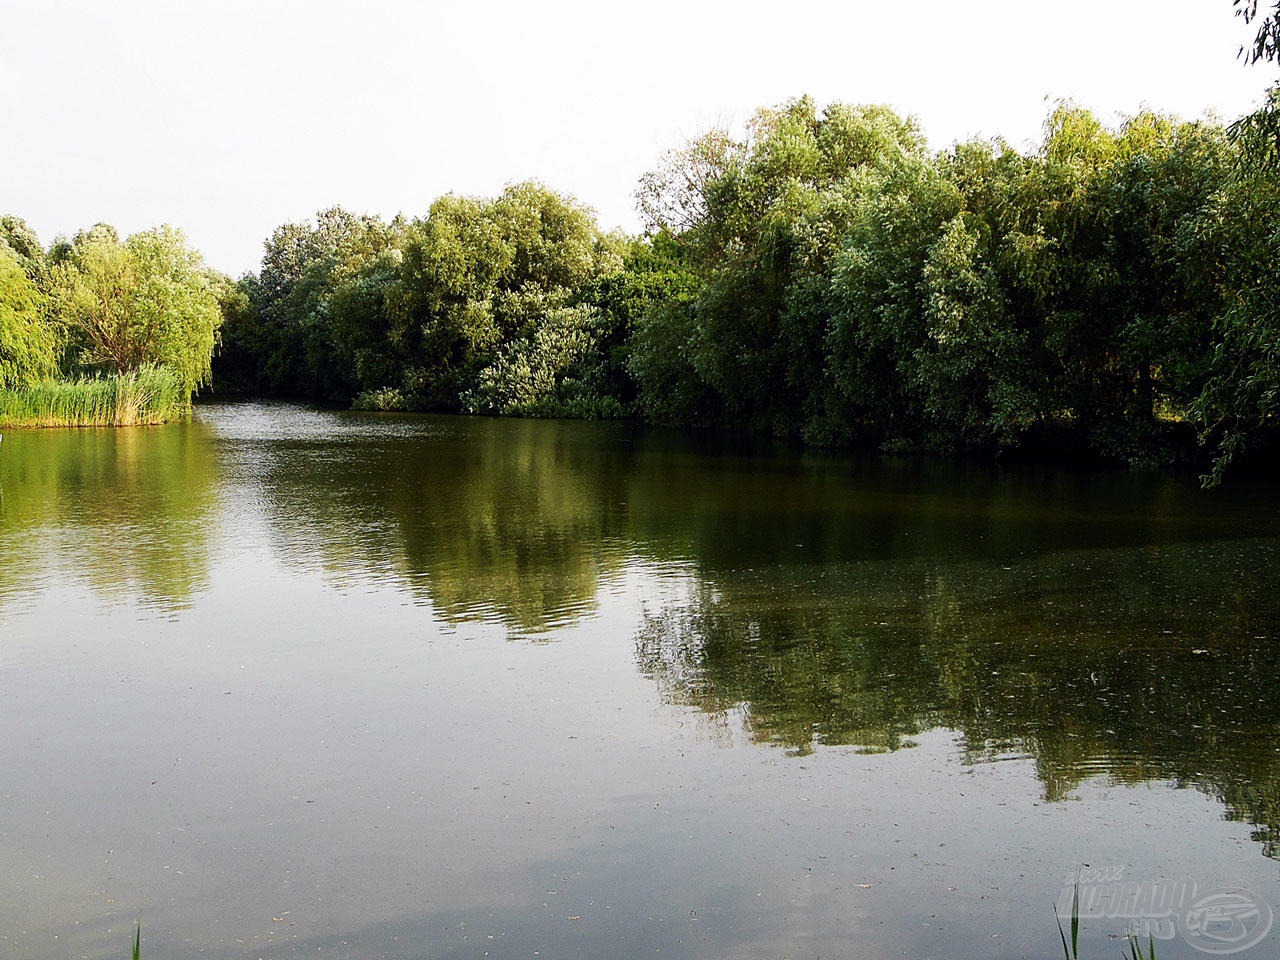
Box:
<box><xmin>1</xmin><ymin>0</ymin><xmax>1273</xmax><ymax>276</ymax></box>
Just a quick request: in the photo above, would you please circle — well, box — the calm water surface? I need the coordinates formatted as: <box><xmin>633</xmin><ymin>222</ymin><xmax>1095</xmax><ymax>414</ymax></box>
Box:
<box><xmin>2</xmin><ymin>402</ymin><xmax>1279</xmax><ymax>959</ymax></box>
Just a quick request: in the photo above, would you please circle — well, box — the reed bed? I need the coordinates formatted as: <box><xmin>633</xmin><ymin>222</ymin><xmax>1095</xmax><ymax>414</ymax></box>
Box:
<box><xmin>0</xmin><ymin>365</ymin><xmax>190</xmax><ymax>428</ymax></box>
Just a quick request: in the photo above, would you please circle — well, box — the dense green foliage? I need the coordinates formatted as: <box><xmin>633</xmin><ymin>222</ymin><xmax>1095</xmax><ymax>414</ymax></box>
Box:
<box><xmin>218</xmin><ymin>185</ymin><xmax>627</xmax><ymax>418</ymax></box>
<box><xmin>0</xmin><ymin>217</ymin><xmax>224</xmax><ymax>426</ymax></box>
<box><xmin>212</xmin><ymin>98</ymin><xmax>1280</xmax><ymax>481</ymax></box>
<box><xmin>0</xmin><ymin>243</ymin><xmax>57</xmax><ymax>389</ymax></box>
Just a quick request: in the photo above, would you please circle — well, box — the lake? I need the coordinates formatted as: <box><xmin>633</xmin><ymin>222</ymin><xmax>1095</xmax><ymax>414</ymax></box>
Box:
<box><xmin>2</xmin><ymin>401</ymin><xmax>1279</xmax><ymax>960</ymax></box>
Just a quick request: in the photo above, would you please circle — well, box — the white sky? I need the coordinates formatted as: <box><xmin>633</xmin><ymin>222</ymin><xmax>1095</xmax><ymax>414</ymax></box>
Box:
<box><xmin>1</xmin><ymin>0</ymin><xmax>1273</xmax><ymax>276</ymax></box>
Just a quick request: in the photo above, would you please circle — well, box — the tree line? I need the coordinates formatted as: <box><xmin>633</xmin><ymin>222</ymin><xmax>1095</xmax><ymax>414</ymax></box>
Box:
<box><xmin>208</xmin><ymin>97</ymin><xmax>1279</xmax><ymax>481</ymax></box>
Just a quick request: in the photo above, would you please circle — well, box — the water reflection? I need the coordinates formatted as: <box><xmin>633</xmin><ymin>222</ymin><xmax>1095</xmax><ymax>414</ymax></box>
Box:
<box><xmin>635</xmin><ymin>537</ymin><xmax>1280</xmax><ymax>854</ymax></box>
<box><xmin>202</xmin><ymin>405</ymin><xmax>634</xmax><ymax>632</ymax></box>
<box><xmin>204</xmin><ymin>403</ymin><xmax>1280</xmax><ymax>627</ymax></box>
<box><xmin>0</xmin><ymin>423</ymin><xmax>218</xmax><ymax>612</ymax></box>
<box><xmin>199</xmin><ymin>404</ymin><xmax>1280</xmax><ymax>858</ymax></box>
<box><xmin>5</xmin><ymin>401</ymin><xmax>1280</xmax><ymax>883</ymax></box>
<box><xmin>7</xmin><ymin>402</ymin><xmax>1280</xmax><ymax>960</ymax></box>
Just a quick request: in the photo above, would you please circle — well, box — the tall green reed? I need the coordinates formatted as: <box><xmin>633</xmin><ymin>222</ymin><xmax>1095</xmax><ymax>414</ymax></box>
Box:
<box><xmin>1057</xmin><ymin>882</ymin><xmax>1159</xmax><ymax>960</ymax></box>
<box><xmin>0</xmin><ymin>365</ymin><xmax>190</xmax><ymax>428</ymax></box>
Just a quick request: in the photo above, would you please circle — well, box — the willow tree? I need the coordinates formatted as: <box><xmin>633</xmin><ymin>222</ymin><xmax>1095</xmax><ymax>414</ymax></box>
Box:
<box><xmin>1232</xmin><ymin>0</ymin><xmax>1280</xmax><ymax>167</ymax></box>
<box><xmin>1187</xmin><ymin>1</ymin><xmax>1280</xmax><ymax>480</ymax></box>
<box><xmin>52</xmin><ymin>224</ymin><xmax>222</xmax><ymax>393</ymax></box>
<box><xmin>0</xmin><ymin>243</ymin><xmax>58</xmax><ymax>389</ymax></box>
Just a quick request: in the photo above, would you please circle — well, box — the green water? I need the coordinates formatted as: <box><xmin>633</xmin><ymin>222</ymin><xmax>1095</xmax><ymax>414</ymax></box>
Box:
<box><xmin>2</xmin><ymin>402</ymin><xmax>1278</xmax><ymax>959</ymax></box>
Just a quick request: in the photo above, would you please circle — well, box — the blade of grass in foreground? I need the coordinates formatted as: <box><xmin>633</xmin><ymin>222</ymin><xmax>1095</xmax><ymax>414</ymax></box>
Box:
<box><xmin>1126</xmin><ymin>930</ymin><xmax>1158</xmax><ymax>960</ymax></box>
<box><xmin>1056</xmin><ymin>882</ymin><xmax>1080</xmax><ymax>960</ymax></box>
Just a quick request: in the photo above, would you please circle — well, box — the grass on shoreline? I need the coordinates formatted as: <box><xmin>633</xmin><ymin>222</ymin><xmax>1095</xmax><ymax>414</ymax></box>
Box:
<box><xmin>0</xmin><ymin>365</ymin><xmax>191</xmax><ymax>428</ymax></box>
